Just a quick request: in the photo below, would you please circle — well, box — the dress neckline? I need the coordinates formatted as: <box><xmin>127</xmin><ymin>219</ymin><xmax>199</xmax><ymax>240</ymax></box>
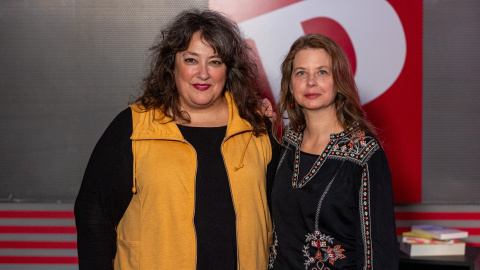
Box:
<box><xmin>291</xmin><ymin>129</ymin><xmax>346</xmax><ymax>188</ymax></box>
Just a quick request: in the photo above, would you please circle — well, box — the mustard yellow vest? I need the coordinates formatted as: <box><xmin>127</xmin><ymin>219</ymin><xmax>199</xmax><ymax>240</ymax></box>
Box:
<box><xmin>114</xmin><ymin>92</ymin><xmax>273</xmax><ymax>269</ymax></box>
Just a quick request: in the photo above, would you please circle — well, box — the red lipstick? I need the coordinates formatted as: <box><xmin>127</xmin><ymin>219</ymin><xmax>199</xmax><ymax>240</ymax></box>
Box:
<box><xmin>193</xmin><ymin>84</ymin><xmax>211</xmax><ymax>91</ymax></box>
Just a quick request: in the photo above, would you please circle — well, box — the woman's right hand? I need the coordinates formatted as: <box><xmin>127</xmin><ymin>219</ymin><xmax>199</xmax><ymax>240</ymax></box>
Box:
<box><xmin>260</xmin><ymin>98</ymin><xmax>276</xmax><ymax>121</ymax></box>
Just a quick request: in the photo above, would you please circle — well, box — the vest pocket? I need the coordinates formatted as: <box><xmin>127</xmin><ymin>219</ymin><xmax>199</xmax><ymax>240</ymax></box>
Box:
<box><xmin>115</xmin><ymin>238</ymin><xmax>140</xmax><ymax>269</ymax></box>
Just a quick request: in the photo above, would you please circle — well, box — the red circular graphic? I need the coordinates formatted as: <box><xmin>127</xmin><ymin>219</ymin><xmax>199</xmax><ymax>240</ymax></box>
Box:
<box><xmin>301</xmin><ymin>17</ymin><xmax>357</xmax><ymax>75</ymax></box>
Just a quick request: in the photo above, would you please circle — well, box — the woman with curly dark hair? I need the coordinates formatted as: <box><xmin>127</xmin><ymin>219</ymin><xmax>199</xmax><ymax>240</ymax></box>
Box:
<box><xmin>75</xmin><ymin>9</ymin><xmax>279</xmax><ymax>269</ymax></box>
<box><xmin>268</xmin><ymin>34</ymin><xmax>398</xmax><ymax>269</ymax></box>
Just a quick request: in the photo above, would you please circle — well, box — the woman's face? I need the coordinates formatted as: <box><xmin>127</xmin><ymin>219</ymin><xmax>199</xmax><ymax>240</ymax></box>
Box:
<box><xmin>290</xmin><ymin>48</ymin><xmax>336</xmax><ymax>113</ymax></box>
<box><xmin>174</xmin><ymin>32</ymin><xmax>227</xmax><ymax>112</ymax></box>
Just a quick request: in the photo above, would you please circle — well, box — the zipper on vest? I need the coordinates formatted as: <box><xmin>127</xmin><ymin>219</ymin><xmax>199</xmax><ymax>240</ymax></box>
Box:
<box><xmin>220</xmin><ymin>137</ymin><xmax>240</xmax><ymax>269</ymax></box>
<box><xmin>186</xmin><ymin>140</ymin><xmax>199</xmax><ymax>270</ymax></box>
<box><xmin>175</xmin><ymin>139</ymin><xmax>198</xmax><ymax>269</ymax></box>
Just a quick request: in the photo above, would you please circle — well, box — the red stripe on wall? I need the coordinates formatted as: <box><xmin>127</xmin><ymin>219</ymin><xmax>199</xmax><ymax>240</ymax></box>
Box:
<box><xmin>396</xmin><ymin>227</ymin><xmax>411</xmax><ymax>235</ymax></box>
<box><xmin>395</xmin><ymin>212</ymin><xmax>480</xmax><ymax>220</ymax></box>
<box><xmin>0</xmin><ymin>256</ymin><xmax>78</xmax><ymax>264</ymax></box>
<box><xmin>0</xmin><ymin>211</ymin><xmax>74</xmax><ymax>219</ymax></box>
<box><xmin>0</xmin><ymin>241</ymin><xmax>77</xmax><ymax>249</ymax></box>
<box><xmin>0</xmin><ymin>226</ymin><xmax>76</xmax><ymax>234</ymax></box>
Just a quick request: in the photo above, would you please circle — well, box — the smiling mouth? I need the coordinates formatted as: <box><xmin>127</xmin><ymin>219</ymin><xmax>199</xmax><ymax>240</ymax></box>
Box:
<box><xmin>193</xmin><ymin>84</ymin><xmax>211</xmax><ymax>91</ymax></box>
<box><xmin>304</xmin><ymin>93</ymin><xmax>320</xmax><ymax>98</ymax></box>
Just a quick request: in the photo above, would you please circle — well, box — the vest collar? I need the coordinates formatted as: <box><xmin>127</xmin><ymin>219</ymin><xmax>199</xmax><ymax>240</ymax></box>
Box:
<box><xmin>130</xmin><ymin>92</ymin><xmax>253</xmax><ymax>141</ymax></box>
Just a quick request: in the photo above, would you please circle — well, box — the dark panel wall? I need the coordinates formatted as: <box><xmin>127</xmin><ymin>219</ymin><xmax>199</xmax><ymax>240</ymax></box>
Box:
<box><xmin>422</xmin><ymin>0</ymin><xmax>480</xmax><ymax>203</ymax></box>
<box><xmin>0</xmin><ymin>0</ymin><xmax>207</xmax><ymax>202</ymax></box>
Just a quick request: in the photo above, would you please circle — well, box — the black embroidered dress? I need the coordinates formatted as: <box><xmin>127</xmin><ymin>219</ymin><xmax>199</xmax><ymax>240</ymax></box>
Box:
<box><xmin>269</xmin><ymin>125</ymin><xmax>398</xmax><ymax>270</ymax></box>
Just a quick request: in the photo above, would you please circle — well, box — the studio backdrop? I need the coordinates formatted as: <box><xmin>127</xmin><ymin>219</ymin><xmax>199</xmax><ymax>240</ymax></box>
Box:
<box><xmin>0</xmin><ymin>0</ymin><xmax>479</xmax><ymax>204</ymax></box>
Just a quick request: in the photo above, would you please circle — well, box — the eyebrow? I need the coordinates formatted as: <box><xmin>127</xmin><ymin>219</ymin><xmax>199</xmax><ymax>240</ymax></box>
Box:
<box><xmin>181</xmin><ymin>51</ymin><xmax>222</xmax><ymax>59</ymax></box>
<box><xmin>293</xmin><ymin>65</ymin><xmax>331</xmax><ymax>71</ymax></box>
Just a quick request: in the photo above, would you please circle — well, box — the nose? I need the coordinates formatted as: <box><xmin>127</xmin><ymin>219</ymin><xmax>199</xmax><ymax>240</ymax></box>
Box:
<box><xmin>197</xmin><ymin>63</ymin><xmax>210</xmax><ymax>80</ymax></box>
<box><xmin>307</xmin><ymin>75</ymin><xmax>317</xmax><ymax>87</ymax></box>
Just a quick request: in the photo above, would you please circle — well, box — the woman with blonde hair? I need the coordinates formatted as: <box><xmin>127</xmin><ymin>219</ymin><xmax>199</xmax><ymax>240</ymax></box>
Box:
<box><xmin>269</xmin><ymin>34</ymin><xmax>398</xmax><ymax>269</ymax></box>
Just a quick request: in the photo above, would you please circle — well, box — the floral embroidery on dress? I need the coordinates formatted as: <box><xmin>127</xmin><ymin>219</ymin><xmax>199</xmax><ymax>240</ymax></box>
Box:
<box><xmin>302</xmin><ymin>160</ymin><xmax>346</xmax><ymax>270</ymax></box>
<box><xmin>269</xmin><ymin>223</ymin><xmax>279</xmax><ymax>269</ymax></box>
<box><xmin>304</xmin><ymin>230</ymin><xmax>346</xmax><ymax>269</ymax></box>
<box><xmin>329</xmin><ymin>129</ymin><xmax>379</xmax><ymax>165</ymax></box>
<box><xmin>360</xmin><ymin>167</ymin><xmax>373</xmax><ymax>269</ymax></box>
<box><xmin>284</xmin><ymin>125</ymin><xmax>378</xmax><ymax>188</ymax></box>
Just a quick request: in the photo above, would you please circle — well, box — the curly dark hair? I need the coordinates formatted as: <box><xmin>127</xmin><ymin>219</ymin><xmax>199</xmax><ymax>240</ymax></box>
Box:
<box><xmin>137</xmin><ymin>9</ymin><xmax>266</xmax><ymax>135</ymax></box>
<box><xmin>277</xmin><ymin>33</ymin><xmax>376</xmax><ymax>136</ymax></box>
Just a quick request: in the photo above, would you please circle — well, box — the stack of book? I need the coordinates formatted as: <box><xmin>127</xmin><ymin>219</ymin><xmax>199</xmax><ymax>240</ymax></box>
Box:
<box><xmin>399</xmin><ymin>225</ymin><xmax>468</xmax><ymax>256</ymax></box>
